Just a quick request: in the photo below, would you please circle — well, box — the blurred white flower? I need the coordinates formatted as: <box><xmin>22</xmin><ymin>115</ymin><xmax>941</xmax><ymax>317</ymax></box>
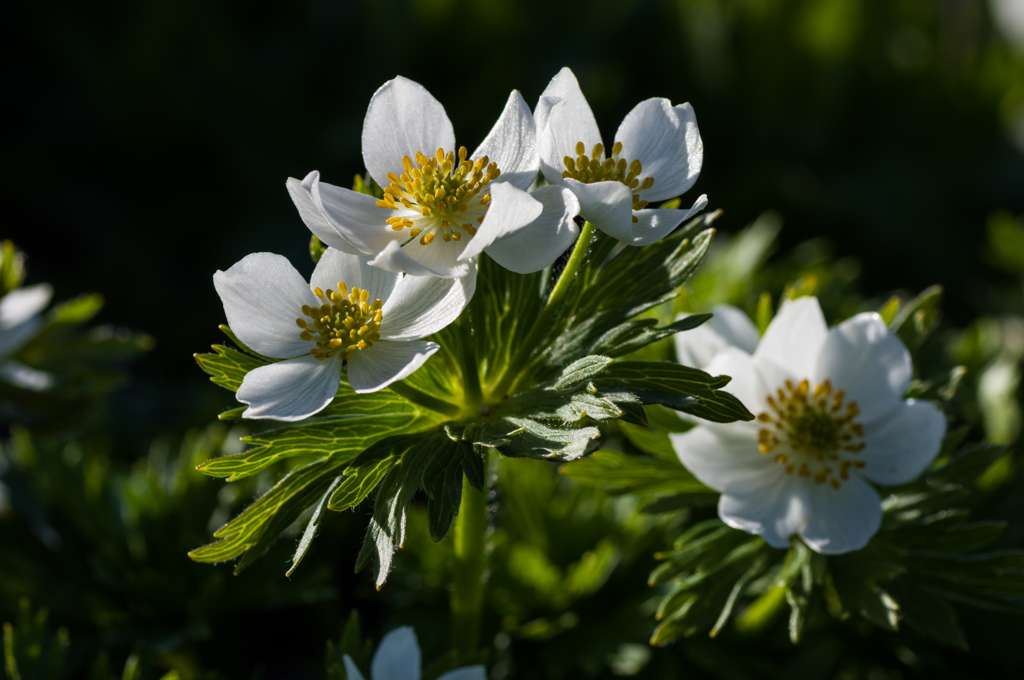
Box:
<box><xmin>288</xmin><ymin>76</ymin><xmax>580</xmax><ymax>278</ymax></box>
<box><xmin>0</xmin><ymin>284</ymin><xmax>55</xmax><ymax>391</ymax></box>
<box><xmin>214</xmin><ymin>248</ymin><xmax>474</xmax><ymax>421</ymax></box>
<box><xmin>990</xmin><ymin>0</ymin><xmax>1024</xmax><ymax>53</ymax></box>
<box><xmin>535</xmin><ymin>67</ymin><xmax>708</xmax><ymax>246</ymax></box>
<box><xmin>670</xmin><ymin>297</ymin><xmax>946</xmax><ymax>554</ymax></box>
<box><xmin>343</xmin><ymin>626</ymin><xmax>485</xmax><ymax>680</ymax></box>
<box><xmin>675</xmin><ymin>304</ymin><xmax>759</xmax><ymax>370</ymax></box>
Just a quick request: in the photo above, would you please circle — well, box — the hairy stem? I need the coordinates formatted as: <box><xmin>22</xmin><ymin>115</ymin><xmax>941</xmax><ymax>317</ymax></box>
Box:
<box><xmin>489</xmin><ymin>221</ymin><xmax>597</xmax><ymax>400</ymax></box>
<box><xmin>387</xmin><ymin>382</ymin><xmax>461</xmax><ymax>418</ymax></box>
<box><xmin>459</xmin><ymin>314</ymin><xmax>483</xmax><ymax>410</ymax></box>
<box><xmin>451</xmin><ymin>477</ymin><xmax>488</xmax><ymax>657</ymax></box>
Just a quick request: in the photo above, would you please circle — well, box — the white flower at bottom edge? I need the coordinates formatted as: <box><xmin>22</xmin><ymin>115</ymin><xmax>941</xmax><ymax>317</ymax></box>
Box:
<box><xmin>213</xmin><ymin>247</ymin><xmax>475</xmax><ymax>422</ymax></box>
<box><xmin>0</xmin><ymin>283</ymin><xmax>55</xmax><ymax>391</ymax></box>
<box><xmin>342</xmin><ymin>626</ymin><xmax>486</xmax><ymax>680</ymax></box>
<box><xmin>287</xmin><ymin>75</ymin><xmax>581</xmax><ymax>279</ymax></box>
<box><xmin>670</xmin><ymin>297</ymin><xmax>947</xmax><ymax>554</ymax></box>
<box><xmin>534</xmin><ymin>67</ymin><xmax>708</xmax><ymax>247</ymax></box>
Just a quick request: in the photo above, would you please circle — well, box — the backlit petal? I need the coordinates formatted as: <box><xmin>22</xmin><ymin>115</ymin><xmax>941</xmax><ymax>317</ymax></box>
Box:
<box><xmin>237</xmin><ymin>354</ymin><xmax>341</xmax><ymax>421</ymax></box>
<box><xmin>536</xmin><ymin>68</ymin><xmax>602</xmax><ymax>185</ymax></box>
<box><xmin>380</xmin><ymin>269</ymin><xmax>475</xmax><ymax>341</ymax></box>
<box><xmin>370</xmin><ymin>626</ymin><xmax>421</xmax><ymax>680</ymax></box>
<box><xmin>214</xmin><ymin>252</ymin><xmax>317</xmax><ymax>359</ymax></box>
<box><xmin>484</xmin><ymin>185</ymin><xmax>581</xmax><ymax>274</ymax></box>
<box><xmin>561</xmin><ymin>178</ymin><xmax>633</xmax><ymax>242</ymax></box>
<box><xmin>675</xmin><ymin>304</ymin><xmax>759</xmax><ymax>370</ymax></box>
<box><xmin>362</xmin><ymin>77</ymin><xmax>455</xmax><ymax>190</ymax></box>
<box><xmin>472</xmin><ymin>90</ymin><xmax>538</xmax><ymax>191</ymax></box>
<box><xmin>346</xmin><ymin>340</ymin><xmax>438</xmax><ymax>393</ymax></box>
<box><xmin>459</xmin><ymin>182</ymin><xmax>543</xmax><ymax>261</ymax></box>
<box><xmin>630</xmin><ymin>194</ymin><xmax>708</xmax><ymax>246</ymax></box>
<box><xmin>754</xmin><ymin>297</ymin><xmax>828</xmax><ymax>380</ymax></box>
<box><xmin>614</xmin><ymin>98</ymin><xmax>703</xmax><ymax>203</ymax></box>
<box><xmin>311</xmin><ymin>248</ymin><xmax>398</xmax><ymax>306</ymax></box>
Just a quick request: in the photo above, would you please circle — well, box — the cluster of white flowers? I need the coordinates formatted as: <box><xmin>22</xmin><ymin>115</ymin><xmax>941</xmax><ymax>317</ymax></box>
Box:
<box><xmin>672</xmin><ymin>298</ymin><xmax>947</xmax><ymax>553</ymax></box>
<box><xmin>213</xmin><ymin>66</ymin><xmax>947</xmax><ymax>558</ymax></box>
<box><xmin>216</xmin><ymin>67</ymin><xmax>706</xmax><ymax>421</ymax></box>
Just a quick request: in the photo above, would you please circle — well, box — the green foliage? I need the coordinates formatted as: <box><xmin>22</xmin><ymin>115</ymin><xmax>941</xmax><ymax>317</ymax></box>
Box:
<box><xmin>325</xmin><ymin>611</ymin><xmax>374</xmax><ymax>680</ymax></box>
<box><xmin>2</xmin><ymin>600</ymin><xmax>66</xmax><ymax>680</ymax></box>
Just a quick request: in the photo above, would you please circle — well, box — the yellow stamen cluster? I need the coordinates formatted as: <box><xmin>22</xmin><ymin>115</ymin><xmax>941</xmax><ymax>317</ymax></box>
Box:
<box><xmin>375</xmin><ymin>147</ymin><xmax>500</xmax><ymax>245</ymax></box>
<box><xmin>296</xmin><ymin>283</ymin><xmax>383</xmax><ymax>361</ymax></box>
<box><xmin>756</xmin><ymin>379</ymin><xmax>866</xmax><ymax>489</ymax></box>
<box><xmin>562</xmin><ymin>141</ymin><xmax>655</xmax><ymax>223</ymax></box>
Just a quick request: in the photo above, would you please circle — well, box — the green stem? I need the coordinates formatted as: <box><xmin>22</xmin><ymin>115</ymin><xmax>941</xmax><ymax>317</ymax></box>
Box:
<box><xmin>489</xmin><ymin>221</ymin><xmax>597</xmax><ymax>399</ymax></box>
<box><xmin>451</xmin><ymin>477</ymin><xmax>488</xmax><ymax>657</ymax></box>
<box><xmin>387</xmin><ymin>382</ymin><xmax>461</xmax><ymax>418</ymax></box>
<box><xmin>459</xmin><ymin>315</ymin><xmax>483</xmax><ymax>410</ymax></box>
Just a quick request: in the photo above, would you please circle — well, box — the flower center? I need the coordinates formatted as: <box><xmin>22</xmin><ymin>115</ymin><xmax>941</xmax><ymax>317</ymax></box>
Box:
<box><xmin>295</xmin><ymin>283</ymin><xmax>383</xmax><ymax>361</ymax></box>
<box><xmin>562</xmin><ymin>141</ymin><xmax>655</xmax><ymax>223</ymax></box>
<box><xmin>375</xmin><ymin>147</ymin><xmax>501</xmax><ymax>246</ymax></box>
<box><xmin>756</xmin><ymin>379</ymin><xmax>866</xmax><ymax>489</ymax></box>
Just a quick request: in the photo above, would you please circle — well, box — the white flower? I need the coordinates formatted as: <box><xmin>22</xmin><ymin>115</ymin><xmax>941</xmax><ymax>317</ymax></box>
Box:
<box><xmin>0</xmin><ymin>284</ymin><xmax>55</xmax><ymax>391</ymax></box>
<box><xmin>535</xmin><ymin>67</ymin><xmax>708</xmax><ymax>246</ymax></box>
<box><xmin>287</xmin><ymin>76</ymin><xmax>581</xmax><ymax>279</ymax></box>
<box><xmin>674</xmin><ymin>304</ymin><xmax>760</xmax><ymax>370</ymax></box>
<box><xmin>343</xmin><ymin>626</ymin><xmax>485</xmax><ymax>680</ymax></box>
<box><xmin>213</xmin><ymin>247</ymin><xmax>474</xmax><ymax>421</ymax></box>
<box><xmin>670</xmin><ymin>297</ymin><xmax>947</xmax><ymax>554</ymax></box>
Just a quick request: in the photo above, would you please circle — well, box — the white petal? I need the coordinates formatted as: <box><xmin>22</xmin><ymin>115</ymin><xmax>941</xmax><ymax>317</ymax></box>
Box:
<box><xmin>799</xmin><ymin>474</ymin><xmax>882</xmax><ymax>554</ymax></box>
<box><xmin>237</xmin><ymin>354</ymin><xmax>341</xmax><ymax>421</ymax></box>
<box><xmin>311</xmin><ymin>247</ymin><xmax>399</xmax><ymax>305</ymax></box>
<box><xmin>719</xmin><ymin>473</ymin><xmax>810</xmax><ymax>549</ymax></box>
<box><xmin>459</xmin><ymin>182</ymin><xmax>543</xmax><ymax>261</ymax></box>
<box><xmin>561</xmin><ymin>178</ymin><xmax>633</xmax><ymax>242</ymax></box>
<box><xmin>0</xmin><ymin>284</ymin><xmax>52</xmax><ymax>329</ymax></box>
<box><xmin>213</xmin><ymin>253</ymin><xmax>318</xmax><ymax>359</ymax></box>
<box><xmin>437</xmin><ymin>668</ymin><xmax>488</xmax><ymax>680</ymax></box>
<box><xmin>371</xmin><ymin>626</ymin><xmax>421</xmax><ymax>680</ymax></box>
<box><xmin>858</xmin><ymin>399</ymin><xmax>946</xmax><ymax>486</ymax></box>
<box><xmin>287</xmin><ymin>173</ymin><xmax>366</xmax><ymax>256</ymax></box>
<box><xmin>614</xmin><ymin>98</ymin><xmax>703</xmax><ymax>203</ymax></box>
<box><xmin>311</xmin><ymin>174</ymin><xmax>403</xmax><ymax>254</ymax></box>
<box><xmin>342</xmin><ymin>656</ymin><xmax>367</xmax><ymax>680</ymax></box>
<box><xmin>536</xmin><ymin>67</ymin><xmax>602</xmax><ymax>185</ymax></box>
<box><xmin>671</xmin><ymin>424</ymin><xmax>777</xmax><ymax>493</ymax></box>
<box><xmin>471</xmin><ymin>90</ymin><xmax>538</xmax><ymax>191</ymax></box>
<box><xmin>630</xmin><ymin>195</ymin><xmax>708</xmax><ymax>246</ymax></box>
<box><xmin>754</xmin><ymin>297</ymin><xmax>828</xmax><ymax>380</ymax></box>
<box><xmin>813</xmin><ymin>312</ymin><xmax>913</xmax><ymax>423</ymax></box>
<box><xmin>0</xmin><ymin>360</ymin><xmax>54</xmax><ymax>391</ymax></box>
<box><xmin>485</xmin><ymin>185</ymin><xmax>581</xmax><ymax>274</ymax></box>
<box><xmin>362</xmin><ymin>76</ymin><xmax>455</xmax><ymax>190</ymax></box>
<box><xmin>380</xmin><ymin>270</ymin><xmax>475</xmax><ymax>341</ymax></box>
<box><xmin>369</xmin><ymin>239</ymin><xmax>472</xmax><ymax>279</ymax></box>
<box><xmin>674</xmin><ymin>304</ymin><xmax>759</xmax><ymax>370</ymax></box>
<box><xmin>346</xmin><ymin>340</ymin><xmax>438</xmax><ymax>393</ymax></box>
<box><xmin>703</xmin><ymin>347</ymin><xmax>793</xmax><ymax>426</ymax></box>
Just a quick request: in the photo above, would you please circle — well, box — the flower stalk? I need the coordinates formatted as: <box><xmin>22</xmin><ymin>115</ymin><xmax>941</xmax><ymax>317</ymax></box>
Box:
<box><xmin>451</xmin><ymin>476</ymin><xmax>488</xmax><ymax>658</ymax></box>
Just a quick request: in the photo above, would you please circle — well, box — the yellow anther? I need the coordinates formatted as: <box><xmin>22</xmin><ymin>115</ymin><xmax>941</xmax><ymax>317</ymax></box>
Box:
<box><xmin>612</xmin><ymin>141</ymin><xmax>623</xmax><ymax>156</ymax></box>
<box><xmin>592</xmin><ymin>142</ymin><xmax>604</xmax><ymax>158</ymax></box>
<box><xmin>576</xmin><ymin>141</ymin><xmax>586</xmax><ymax>155</ymax></box>
<box><xmin>562</xmin><ymin>139</ymin><xmax>656</xmax><ymax>217</ymax></box>
<box><xmin>420</xmin><ymin>233</ymin><xmax>435</xmax><ymax>245</ymax></box>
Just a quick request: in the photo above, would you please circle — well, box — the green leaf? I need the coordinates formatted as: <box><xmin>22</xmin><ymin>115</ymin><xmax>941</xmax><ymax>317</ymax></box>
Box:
<box><xmin>888</xmin><ymin>581</ymin><xmax>968</xmax><ymax>649</ymax></box>
<box><xmin>483</xmin><ymin>417</ymin><xmax>599</xmax><ymax>461</ymax></box>
<box><xmin>552</xmin><ymin>355</ymin><xmax>615</xmax><ymax>390</ymax></box>
<box><xmin>327</xmin><ymin>435</ymin><xmax>414</xmax><ymax>512</ymax></box>
<box><xmin>287</xmin><ymin>476</ymin><xmax>343</xmax><ymax>577</ymax></box>
<box><xmin>593</xmin><ymin>361</ymin><xmax>755</xmax><ymax>423</ymax></box>
<box><xmin>194</xmin><ymin>345</ymin><xmax>265</xmax><ymax>392</ymax></box>
<box><xmin>891</xmin><ymin>285</ymin><xmax>942</xmax><ymax>349</ymax></box>
<box><xmin>620</xmin><ymin>421</ymin><xmax>678</xmax><ymax>461</ymax></box>
<box><xmin>189</xmin><ymin>456</ymin><xmax>345</xmax><ymax>572</ymax></box>
<box><xmin>422</xmin><ymin>436</ymin><xmax>476</xmax><ymax>541</ymax></box>
<box><xmin>199</xmin><ymin>414</ymin><xmax>424</xmax><ymax>482</ymax></box>
<box><xmin>588</xmin><ymin>314</ymin><xmax>713</xmax><ymax>359</ymax></box>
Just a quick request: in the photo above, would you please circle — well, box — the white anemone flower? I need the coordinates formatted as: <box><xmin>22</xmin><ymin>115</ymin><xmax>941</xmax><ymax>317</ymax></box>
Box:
<box><xmin>670</xmin><ymin>297</ymin><xmax>947</xmax><ymax>554</ymax></box>
<box><xmin>0</xmin><ymin>284</ymin><xmax>55</xmax><ymax>391</ymax></box>
<box><xmin>287</xmin><ymin>76</ymin><xmax>581</xmax><ymax>279</ymax></box>
<box><xmin>214</xmin><ymin>247</ymin><xmax>474</xmax><ymax>421</ymax></box>
<box><xmin>535</xmin><ymin>67</ymin><xmax>709</xmax><ymax>246</ymax></box>
<box><xmin>343</xmin><ymin>626</ymin><xmax>485</xmax><ymax>680</ymax></box>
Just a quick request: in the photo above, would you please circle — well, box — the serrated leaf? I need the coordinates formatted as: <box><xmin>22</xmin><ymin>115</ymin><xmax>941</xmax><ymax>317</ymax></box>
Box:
<box><xmin>552</xmin><ymin>355</ymin><xmax>615</xmax><ymax>390</ymax></box>
<box><xmin>194</xmin><ymin>345</ymin><xmax>265</xmax><ymax>392</ymax></box>
<box><xmin>482</xmin><ymin>417</ymin><xmax>599</xmax><ymax>461</ymax></box>
<box><xmin>199</xmin><ymin>414</ymin><xmax>423</xmax><ymax>482</ymax></box>
<box><xmin>594</xmin><ymin>361</ymin><xmax>754</xmax><ymax>423</ymax></box>
<box><xmin>327</xmin><ymin>435</ymin><xmax>417</xmax><ymax>511</ymax></box>
<box><xmin>287</xmin><ymin>476</ymin><xmax>342</xmax><ymax>576</ymax></box>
